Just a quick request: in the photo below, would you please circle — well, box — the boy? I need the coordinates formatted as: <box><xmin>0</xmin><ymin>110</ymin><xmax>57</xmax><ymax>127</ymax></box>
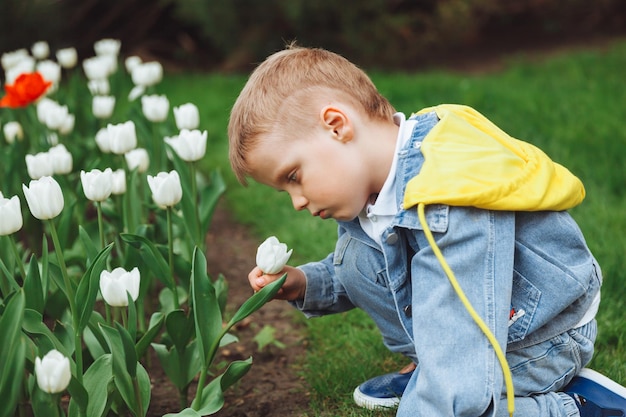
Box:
<box><xmin>228</xmin><ymin>44</ymin><xmax>626</xmax><ymax>417</ymax></box>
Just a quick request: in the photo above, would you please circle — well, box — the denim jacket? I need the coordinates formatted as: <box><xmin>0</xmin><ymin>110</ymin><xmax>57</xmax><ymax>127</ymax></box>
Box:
<box><xmin>294</xmin><ymin>108</ymin><xmax>601</xmax><ymax>416</ymax></box>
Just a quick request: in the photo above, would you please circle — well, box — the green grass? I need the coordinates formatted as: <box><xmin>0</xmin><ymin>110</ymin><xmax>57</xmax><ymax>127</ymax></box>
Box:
<box><xmin>161</xmin><ymin>41</ymin><xmax>626</xmax><ymax>416</ymax></box>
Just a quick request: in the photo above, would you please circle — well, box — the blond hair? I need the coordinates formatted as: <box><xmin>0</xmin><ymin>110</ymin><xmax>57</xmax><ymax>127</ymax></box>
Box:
<box><xmin>228</xmin><ymin>44</ymin><xmax>396</xmax><ymax>184</ymax></box>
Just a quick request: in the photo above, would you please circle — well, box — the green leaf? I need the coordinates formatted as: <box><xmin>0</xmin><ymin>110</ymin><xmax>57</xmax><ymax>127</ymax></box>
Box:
<box><xmin>135</xmin><ymin>362</ymin><xmax>152</xmax><ymax>417</ymax></box>
<box><xmin>151</xmin><ymin>341</ymin><xmax>201</xmax><ymax>391</ymax></box>
<box><xmin>163</xmin><ymin>409</ymin><xmax>201</xmax><ymax>417</ymax></box>
<box><xmin>191</xmin><ymin>375</ymin><xmax>224</xmax><ymax>415</ymax></box>
<box><xmin>23</xmin><ymin>255</ymin><xmax>44</xmax><ymax>314</ymax></box>
<box><xmin>135</xmin><ymin>312</ymin><xmax>164</xmax><ymax>358</ymax></box>
<box><xmin>66</xmin><ymin>375</ymin><xmax>89</xmax><ymax>414</ymax></box>
<box><xmin>165</xmin><ymin>309</ymin><xmax>195</xmax><ymax>353</ymax></box>
<box><xmin>100</xmin><ymin>323</ymin><xmax>138</xmax><ymax>414</ymax></box>
<box><xmin>199</xmin><ymin>169</ymin><xmax>226</xmax><ymax>233</ymax></box>
<box><xmin>75</xmin><ymin>243</ymin><xmax>113</xmax><ymax>332</ymax></box>
<box><xmin>0</xmin><ymin>291</ymin><xmax>25</xmax><ymax>417</ymax></box>
<box><xmin>82</xmin><ymin>354</ymin><xmax>113</xmax><ymax>417</ymax></box>
<box><xmin>190</xmin><ymin>247</ymin><xmax>222</xmax><ymax>367</ymax></box>
<box><xmin>227</xmin><ymin>274</ymin><xmax>286</xmax><ymax>327</ymax></box>
<box><xmin>127</xmin><ymin>291</ymin><xmax>137</xmax><ymax>342</ymax></box>
<box><xmin>78</xmin><ymin>225</ymin><xmax>99</xmax><ymax>266</ymax></box>
<box><xmin>115</xmin><ymin>322</ymin><xmax>138</xmax><ymax>378</ymax></box>
<box><xmin>22</xmin><ymin>309</ymin><xmax>72</xmax><ymax>358</ymax></box>
<box><xmin>219</xmin><ymin>357</ymin><xmax>253</xmax><ymax>392</ymax></box>
<box><xmin>120</xmin><ymin>233</ymin><xmax>173</xmax><ymax>290</ymax></box>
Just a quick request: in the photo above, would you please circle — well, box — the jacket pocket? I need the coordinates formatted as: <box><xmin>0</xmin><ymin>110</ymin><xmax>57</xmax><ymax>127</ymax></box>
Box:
<box><xmin>507</xmin><ymin>271</ymin><xmax>541</xmax><ymax>344</ymax></box>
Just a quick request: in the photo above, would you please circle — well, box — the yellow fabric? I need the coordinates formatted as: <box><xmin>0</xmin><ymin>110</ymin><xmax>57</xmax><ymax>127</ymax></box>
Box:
<box><xmin>403</xmin><ymin>104</ymin><xmax>585</xmax><ymax>211</ymax></box>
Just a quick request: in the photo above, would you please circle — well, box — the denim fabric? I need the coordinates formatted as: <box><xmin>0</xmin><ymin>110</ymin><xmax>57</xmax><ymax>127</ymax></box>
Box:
<box><xmin>295</xmin><ymin>111</ymin><xmax>602</xmax><ymax>416</ymax></box>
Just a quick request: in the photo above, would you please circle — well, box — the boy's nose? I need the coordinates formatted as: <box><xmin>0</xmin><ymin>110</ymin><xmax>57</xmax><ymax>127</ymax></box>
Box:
<box><xmin>290</xmin><ymin>194</ymin><xmax>308</xmax><ymax>211</ymax></box>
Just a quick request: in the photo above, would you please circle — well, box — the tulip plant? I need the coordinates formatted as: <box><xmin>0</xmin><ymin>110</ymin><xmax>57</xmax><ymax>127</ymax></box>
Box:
<box><xmin>0</xmin><ymin>39</ymin><xmax>287</xmax><ymax>417</ymax></box>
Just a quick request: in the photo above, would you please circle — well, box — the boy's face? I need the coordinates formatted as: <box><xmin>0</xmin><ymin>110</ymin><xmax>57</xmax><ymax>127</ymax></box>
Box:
<box><xmin>246</xmin><ymin>106</ymin><xmax>379</xmax><ymax>222</ymax></box>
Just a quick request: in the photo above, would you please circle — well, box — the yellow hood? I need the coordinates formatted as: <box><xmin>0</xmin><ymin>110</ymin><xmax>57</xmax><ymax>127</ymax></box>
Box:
<box><xmin>403</xmin><ymin>104</ymin><xmax>585</xmax><ymax>211</ymax></box>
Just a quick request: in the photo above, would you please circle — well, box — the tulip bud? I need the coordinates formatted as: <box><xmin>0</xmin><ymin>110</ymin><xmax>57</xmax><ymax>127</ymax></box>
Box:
<box><xmin>36</xmin><ymin>60</ymin><xmax>61</xmax><ymax>86</ymax></box>
<box><xmin>256</xmin><ymin>236</ymin><xmax>293</xmax><ymax>274</ymax></box>
<box><xmin>95</xmin><ymin>127</ymin><xmax>111</xmax><ymax>153</ymax></box>
<box><xmin>99</xmin><ymin>267</ymin><xmax>140</xmax><ymax>307</ymax></box>
<box><xmin>131</xmin><ymin>61</ymin><xmax>163</xmax><ymax>87</ymax></box>
<box><xmin>58</xmin><ymin>113</ymin><xmax>75</xmax><ymax>135</ymax></box>
<box><xmin>141</xmin><ymin>94</ymin><xmax>169</xmax><ymax>123</ymax></box>
<box><xmin>31</xmin><ymin>41</ymin><xmax>50</xmax><ymax>60</ymax></box>
<box><xmin>88</xmin><ymin>79</ymin><xmax>110</xmax><ymax>96</ymax></box>
<box><xmin>56</xmin><ymin>47</ymin><xmax>77</xmax><ymax>69</ymax></box>
<box><xmin>165</xmin><ymin>129</ymin><xmax>208</xmax><ymax>162</ymax></box>
<box><xmin>22</xmin><ymin>176</ymin><xmax>64</xmax><ymax>220</ymax></box>
<box><xmin>0</xmin><ymin>195</ymin><xmax>23</xmax><ymax>236</ymax></box>
<box><xmin>94</xmin><ymin>38</ymin><xmax>121</xmax><ymax>57</ymax></box>
<box><xmin>34</xmin><ymin>349</ymin><xmax>71</xmax><ymax>394</ymax></box>
<box><xmin>25</xmin><ymin>152</ymin><xmax>55</xmax><ymax>180</ymax></box>
<box><xmin>173</xmin><ymin>103</ymin><xmax>200</xmax><ymax>130</ymax></box>
<box><xmin>147</xmin><ymin>170</ymin><xmax>183</xmax><ymax>208</ymax></box>
<box><xmin>5</xmin><ymin>57</ymin><xmax>35</xmax><ymax>84</ymax></box>
<box><xmin>124</xmin><ymin>148</ymin><xmax>150</xmax><ymax>173</ymax></box>
<box><xmin>124</xmin><ymin>56</ymin><xmax>142</xmax><ymax>73</ymax></box>
<box><xmin>111</xmin><ymin>169</ymin><xmax>126</xmax><ymax>195</ymax></box>
<box><xmin>1</xmin><ymin>48</ymin><xmax>29</xmax><ymax>71</ymax></box>
<box><xmin>41</xmin><ymin>102</ymin><xmax>70</xmax><ymax>131</ymax></box>
<box><xmin>48</xmin><ymin>144</ymin><xmax>73</xmax><ymax>175</ymax></box>
<box><xmin>107</xmin><ymin>121</ymin><xmax>137</xmax><ymax>154</ymax></box>
<box><xmin>3</xmin><ymin>121</ymin><xmax>23</xmax><ymax>143</ymax></box>
<box><xmin>82</xmin><ymin>55</ymin><xmax>111</xmax><ymax>81</ymax></box>
<box><xmin>81</xmin><ymin>168</ymin><xmax>113</xmax><ymax>202</ymax></box>
<box><xmin>92</xmin><ymin>95</ymin><xmax>115</xmax><ymax>119</ymax></box>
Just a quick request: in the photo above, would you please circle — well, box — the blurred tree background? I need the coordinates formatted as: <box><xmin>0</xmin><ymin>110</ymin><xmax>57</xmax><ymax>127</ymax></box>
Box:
<box><xmin>1</xmin><ymin>0</ymin><xmax>625</xmax><ymax>72</ymax></box>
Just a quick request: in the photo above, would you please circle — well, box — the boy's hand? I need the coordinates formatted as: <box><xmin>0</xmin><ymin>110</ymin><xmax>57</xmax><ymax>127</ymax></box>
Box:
<box><xmin>248</xmin><ymin>265</ymin><xmax>306</xmax><ymax>301</ymax></box>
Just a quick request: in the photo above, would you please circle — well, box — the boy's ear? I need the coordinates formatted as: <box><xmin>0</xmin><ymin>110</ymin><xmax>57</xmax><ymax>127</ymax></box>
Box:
<box><xmin>320</xmin><ymin>105</ymin><xmax>353</xmax><ymax>142</ymax></box>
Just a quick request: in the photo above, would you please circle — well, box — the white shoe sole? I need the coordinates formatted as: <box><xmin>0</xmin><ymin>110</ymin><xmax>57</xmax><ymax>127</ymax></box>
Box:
<box><xmin>353</xmin><ymin>386</ymin><xmax>400</xmax><ymax>410</ymax></box>
<box><xmin>578</xmin><ymin>368</ymin><xmax>626</xmax><ymax>399</ymax></box>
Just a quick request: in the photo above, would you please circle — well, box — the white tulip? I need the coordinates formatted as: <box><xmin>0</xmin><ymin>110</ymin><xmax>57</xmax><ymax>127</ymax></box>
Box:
<box><xmin>34</xmin><ymin>350</ymin><xmax>71</xmax><ymax>394</ymax></box>
<box><xmin>88</xmin><ymin>79</ymin><xmax>110</xmax><ymax>96</ymax></box>
<box><xmin>0</xmin><ymin>195</ymin><xmax>23</xmax><ymax>236</ymax></box>
<box><xmin>1</xmin><ymin>48</ymin><xmax>29</xmax><ymax>71</ymax></box>
<box><xmin>92</xmin><ymin>95</ymin><xmax>115</xmax><ymax>119</ymax></box>
<box><xmin>94</xmin><ymin>38</ymin><xmax>121</xmax><ymax>57</ymax></box>
<box><xmin>36</xmin><ymin>98</ymin><xmax>56</xmax><ymax>124</ymax></box>
<box><xmin>58</xmin><ymin>113</ymin><xmax>75</xmax><ymax>135</ymax></box>
<box><xmin>147</xmin><ymin>171</ymin><xmax>183</xmax><ymax>208</ymax></box>
<box><xmin>5</xmin><ymin>57</ymin><xmax>35</xmax><ymax>84</ymax></box>
<box><xmin>3</xmin><ymin>121</ymin><xmax>24</xmax><ymax>143</ymax></box>
<box><xmin>82</xmin><ymin>55</ymin><xmax>112</xmax><ymax>81</ymax></box>
<box><xmin>95</xmin><ymin>127</ymin><xmax>111</xmax><ymax>153</ymax></box>
<box><xmin>31</xmin><ymin>41</ymin><xmax>50</xmax><ymax>60</ymax></box>
<box><xmin>124</xmin><ymin>55</ymin><xmax>142</xmax><ymax>73</ymax></box>
<box><xmin>107</xmin><ymin>121</ymin><xmax>137</xmax><ymax>154</ymax></box>
<box><xmin>111</xmin><ymin>169</ymin><xmax>126</xmax><ymax>195</ymax></box>
<box><xmin>22</xmin><ymin>176</ymin><xmax>64</xmax><ymax>220</ymax></box>
<box><xmin>48</xmin><ymin>144</ymin><xmax>73</xmax><ymax>175</ymax></box>
<box><xmin>56</xmin><ymin>47</ymin><xmax>77</xmax><ymax>69</ymax></box>
<box><xmin>165</xmin><ymin>129</ymin><xmax>208</xmax><ymax>162</ymax></box>
<box><xmin>25</xmin><ymin>152</ymin><xmax>55</xmax><ymax>180</ymax></box>
<box><xmin>131</xmin><ymin>61</ymin><xmax>162</xmax><ymax>87</ymax></box>
<box><xmin>99</xmin><ymin>267</ymin><xmax>140</xmax><ymax>307</ymax></box>
<box><xmin>256</xmin><ymin>236</ymin><xmax>293</xmax><ymax>274</ymax></box>
<box><xmin>42</xmin><ymin>103</ymin><xmax>70</xmax><ymax>131</ymax></box>
<box><xmin>81</xmin><ymin>168</ymin><xmax>113</xmax><ymax>202</ymax></box>
<box><xmin>128</xmin><ymin>85</ymin><xmax>145</xmax><ymax>102</ymax></box>
<box><xmin>173</xmin><ymin>103</ymin><xmax>200</xmax><ymax>130</ymax></box>
<box><xmin>36</xmin><ymin>60</ymin><xmax>61</xmax><ymax>85</ymax></box>
<box><xmin>47</xmin><ymin>132</ymin><xmax>59</xmax><ymax>146</ymax></box>
<box><xmin>124</xmin><ymin>148</ymin><xmax>150</xmax><ymax>173</ymax></box>
<box><xmin>141</xmin><ymin>94</ymin><xmax>169</xmax><ymax>122</ymax></box>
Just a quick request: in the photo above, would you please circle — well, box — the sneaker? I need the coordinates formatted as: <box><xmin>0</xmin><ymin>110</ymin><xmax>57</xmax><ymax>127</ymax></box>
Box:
<box><xmin>564</xmin><ymin>368</ymin><xmax>626</xmax><ymax>417</ymax></box>
<box><xmin>353</xmin><ymin>369</ymin><xmax>414</xmax><ymax>410</ymax></box>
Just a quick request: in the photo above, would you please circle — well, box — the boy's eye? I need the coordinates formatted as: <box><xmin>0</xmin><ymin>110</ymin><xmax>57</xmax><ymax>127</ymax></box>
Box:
<box><xmin>287</xmin><ymin>171</ymin><xmax>298</xmax><ymax>183</ymax></box>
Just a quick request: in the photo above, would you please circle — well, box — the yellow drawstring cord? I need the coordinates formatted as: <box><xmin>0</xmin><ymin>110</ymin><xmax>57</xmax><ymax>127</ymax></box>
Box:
<box><xmin>417</xmin><ymin>203</ymin><xmax>515</xmax><ymax>417</ymax></box>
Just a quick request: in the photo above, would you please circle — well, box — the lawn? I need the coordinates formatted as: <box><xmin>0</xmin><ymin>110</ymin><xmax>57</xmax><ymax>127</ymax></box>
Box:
<box><xmin>161</xmin><ymin>41</ymin><xmax>626</xmax><ymax>416</ymax></box>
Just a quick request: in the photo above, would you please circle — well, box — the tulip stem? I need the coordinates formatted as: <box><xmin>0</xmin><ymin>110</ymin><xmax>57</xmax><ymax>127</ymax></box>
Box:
<box><xmin>166</xmin><ymin>207</ymin><xmax>179</xmax><ymax>309</ymax></box>
<box><xmin>189</xmin><ymin>161</ymin><xmax>203</xmax><ymax>251</ymax></box>
<box><xmin>96</xmin><ymin>201</ymin><xmax>105</xmax><ymax>250</ymax></box>
<box><xmin>48</xmin><ymin>219</ymin><xmax>83</xmax><ymax>383</ymax></box>
<box><xmin>9</xmin><ymin>235</ymin><xmax>27</xmax><ymax>280</ymax></box>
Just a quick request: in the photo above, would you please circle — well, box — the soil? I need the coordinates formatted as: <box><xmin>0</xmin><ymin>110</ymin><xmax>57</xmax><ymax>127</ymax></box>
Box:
<box><xmin>144</xmin><ymin>35</ymin><xmax>625</xmax><ymax>417</ymax></box>
<box><xmin>146</xmin><ymin>203</ymin><xmax>310</xmax><ymax>417</ymax></box>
